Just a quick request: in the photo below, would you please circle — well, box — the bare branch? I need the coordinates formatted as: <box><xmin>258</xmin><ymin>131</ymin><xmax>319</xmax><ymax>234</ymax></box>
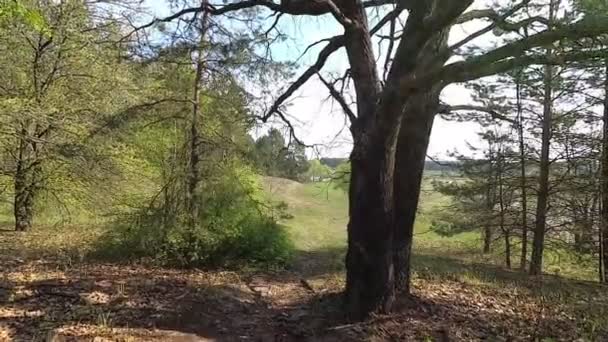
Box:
<box><xmin>318</xmin><ymin>73</ymin><xmax>357</xmax><ymax>123</ymax></box>
<box><xmin>438</xmin><ymin>104</ymin><xmax>517</xmax><ymax>124</ymax></box>
<box><xmin>87</xmin><ymin>98</ymin><xmax>191</xmax><ymax>138</ymax></box>
<box><xmin>262</xmin><ymin>36</ymin><xmax>344</xmax><ymax>121</ymax></box>
<box><xmin>450</xmin><ymin>0</ymin><xmax>531</xmax><ymax>52</ymax></box>
<box><xmin>456</xmin><ymin>8</ymin><xmax>549</xmax><ymax>30</ymax></box>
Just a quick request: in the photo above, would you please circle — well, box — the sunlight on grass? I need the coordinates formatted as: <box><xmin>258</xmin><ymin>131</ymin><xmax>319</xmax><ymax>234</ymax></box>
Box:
<box><xmin>265</xmin><ymin>174</ymin><xmax>602</xmax><ymax>284</ymax></box>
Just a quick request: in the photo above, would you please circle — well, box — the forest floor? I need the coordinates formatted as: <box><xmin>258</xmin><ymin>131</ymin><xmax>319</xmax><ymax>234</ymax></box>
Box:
<box><xmin>1</xmin><ymin>176</ymin><xmax>608</xmax><ymax>341</ymax></box>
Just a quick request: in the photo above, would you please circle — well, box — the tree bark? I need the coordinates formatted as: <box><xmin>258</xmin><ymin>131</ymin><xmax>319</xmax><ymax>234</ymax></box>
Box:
<box><xmin>483</xmin><ymin>227</ymin><xmax>493</xmax><ymax>254</ymax></box>
<box><xmin>14</xmin><ymin>160</ymin><xmax>35</xmax><ymax>232</ymax></box>
<box><xmin>391</xmin><ymin>26</ymin><xmax>449</xmax><ymax>295</ymax></box>
<box><xmin>392</xmin><ymin>89</ymin><xmax>441</xmax><ymax>294</ymax></box>
<box><xmin>345</xmin><ymin>120</ymin><xmax>400</xmax><ymax>319</ymax></box>
<box><xmin>343</xmin><ymin>1</ymin><xmax>396</xmax><ymax>320</ymax></box>
<box><xmin>13</xmin><ymin>123</ymin><xmax>40</xmax><ymax>232</ymax></box>
<box><xmin>530</xmin><ymin>53</ymin><xmax>554</xmax><ymax>276</ymax></box>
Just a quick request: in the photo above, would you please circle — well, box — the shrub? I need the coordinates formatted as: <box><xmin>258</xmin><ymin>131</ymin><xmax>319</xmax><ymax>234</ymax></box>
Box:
<box><xmin>94</xmin><ymin>164</ymin><xmax>294</xmax><ymax>268</ymax></box>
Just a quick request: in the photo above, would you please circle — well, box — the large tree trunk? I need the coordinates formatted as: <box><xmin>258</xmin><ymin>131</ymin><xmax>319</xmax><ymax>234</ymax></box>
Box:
<box><xmin>601</xmin><ymin>58</ymin><xmax>608</xmax><ymax>283</ymax></box>
<box><xmin>391</xmin><ymin>26</ymin><xmax>449</xmax><ymax>295</ymax></box>
<box><xmin>343</xmin><ymin>0</ymin><xmax>469</xmax><ymax>318</ymax></box>
<box><xmin>345</xmin><ymin>120</ymin><xmax>401</xmax><ymax>319</ymax></box>
<box><xmin>530</xmin><ymin>61</ymin><xmax>554</xmax><ymax>276</ymax></box>
<box><xmin>343</xmin><ymin>0</ymin><xmax>396</xmax><ymax>319</ymax></box>
<box><xmin>392</xmin><ymin>89</ymin><xmax>441</xmax><ymax>294</ymax></box>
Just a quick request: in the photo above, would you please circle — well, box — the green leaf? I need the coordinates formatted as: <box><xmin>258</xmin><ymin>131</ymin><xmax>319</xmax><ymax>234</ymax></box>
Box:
<box><xmin>0</xmin><ymin>0</ymin><xmax>48</xmax><ymax>34</ymax></box>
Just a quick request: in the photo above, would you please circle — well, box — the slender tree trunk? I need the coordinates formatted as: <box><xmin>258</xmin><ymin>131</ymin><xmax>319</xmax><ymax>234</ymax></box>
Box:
<box><xmin>483</xmin><ymin>227</ymin><xmax>493</xmax><ymax>254</ymax></box>
<box><xmin>530</xmin><ymin>53</ymin><xmax>554</xmax><ymax>276</ymax></box>
<box><xmin>516</xmin><ymin>73</ymin><xmax>529</xmax><ymax>270</ymax></box>
<box><xmin>497</xmin><ymin>154</ymin><xmax>510</xmax><ymax>268</ymax></box>
<box><xmin>504</xmin><ymin>230</ymin><xmax>512</xmax><ymax>269</ymax></box>
<box><xmin>483</xmin><ymin>179</ymin><xmax>494</xmax><ymax>254</ymax></box>
<box><xmin>186</xmin><ymin>3</ymin><xmax>209</xmax><ymax>231</ymax></box>
<box><xmin>601</xmin><ymin>58</ymin><xmax>608</xmax><ymax>283</ymax></box>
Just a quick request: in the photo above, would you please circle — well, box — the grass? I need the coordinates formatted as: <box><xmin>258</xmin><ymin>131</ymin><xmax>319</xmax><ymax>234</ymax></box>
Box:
<box><xmin>265</xmin><ymin>176</ymin><xmax>488</xmax><ymax>272</ymax></box>
<box><xmin>264</xmin><ymin>175</ymin><xmax>602</xmax><ymax>280</ymax></box>
<box><xmin>2</xmin><ymin>174</ymin><xmax>601</xmax><ymax>282</ymax></box>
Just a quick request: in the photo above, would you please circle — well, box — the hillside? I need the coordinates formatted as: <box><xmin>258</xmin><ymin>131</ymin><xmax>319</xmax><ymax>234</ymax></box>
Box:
<box><xmin>0</xmin><ymin>175</ymin><xmax>607</xmax><ymax>340</ymax></box>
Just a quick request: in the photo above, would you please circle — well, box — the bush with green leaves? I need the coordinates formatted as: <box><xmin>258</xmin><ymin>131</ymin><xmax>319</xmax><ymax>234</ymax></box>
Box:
<box><xmin>98</xmin><ymin>163</ymin><xmax>294</xmax><ymax>267</ymax></box>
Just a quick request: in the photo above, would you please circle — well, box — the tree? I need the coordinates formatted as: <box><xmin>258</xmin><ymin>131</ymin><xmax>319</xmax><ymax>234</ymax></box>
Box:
<box><xmin>433</xmin><ymin>127</ymin><xmax>519</xmax><ymax>267</ymax></box>
<box><xmin>306</xmin><ymin>159</ymin><xmax>331</xmax><ymax>182</ymax></box>
<box><xmin>253</xmin><ymin>128</ymin><xmax>309</xmax><ymax>180</ymax></box>
<box><xmin>132</xmin><ymin>0</ymin><xmax>608</xmax><ymax>318</ymax></box>
<box><xmin>332</xmin><ymin>160</ymin><xmax>351</xmax><ymax>192</ymax></box>
<box><xmin>529</xmin><ymin>0</ymin><xmax>558</xmax><ymax>276</ymax></box>
<box><xmin>577</xmin><ymin>0</ymin><xmax>608</xmax><ymax>284</ymax></box>
<box><xmin>0</xmin><ymin>0</ymin><xmax>46</xmax><ymax>31</ymax></box>
<box><xmin>0</xmin><ymin>0</ymin><xmax>140</xmax><ymax>231</ymax></box>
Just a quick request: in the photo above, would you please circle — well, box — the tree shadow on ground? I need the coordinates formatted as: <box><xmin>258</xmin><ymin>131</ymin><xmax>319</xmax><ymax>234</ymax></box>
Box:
<box><xmin>1</xmin><ymin>246</ymin><xmax>607</xmax><ymax>340</ymax></box>
<box><xmin>413</xmin><ymin>252</ymin><xmax>608</xmax><ymax>296</ymax></box>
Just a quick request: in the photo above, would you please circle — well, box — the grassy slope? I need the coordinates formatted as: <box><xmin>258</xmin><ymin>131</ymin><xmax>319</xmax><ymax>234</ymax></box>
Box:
<box><xmin>264</xmin><ymin>176</ymin><xmax>497</xmax><ymax>275</ymax></box>
<box><xmin>264</xmin><ymin>176</ymin><xmax>608</xmax><ymax>339</ymax></box>
<box><xmin>267</xmin><ymin>174</ymin><xmax>599</xmax><ymax>282</ymax></box>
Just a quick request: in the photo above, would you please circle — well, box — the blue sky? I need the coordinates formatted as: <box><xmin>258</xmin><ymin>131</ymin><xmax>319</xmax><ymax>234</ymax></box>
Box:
<box><xmin>141</xmin><ymin>0</ymin><xmax>485</xmax><ymax>159</ymax></box>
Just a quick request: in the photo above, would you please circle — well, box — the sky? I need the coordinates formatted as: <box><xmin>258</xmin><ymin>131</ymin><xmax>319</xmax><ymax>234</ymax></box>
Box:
<box><xmin>142</xmin><ymin>0</ymin><xmax>493</xmax><ymax>159</ymax></box>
